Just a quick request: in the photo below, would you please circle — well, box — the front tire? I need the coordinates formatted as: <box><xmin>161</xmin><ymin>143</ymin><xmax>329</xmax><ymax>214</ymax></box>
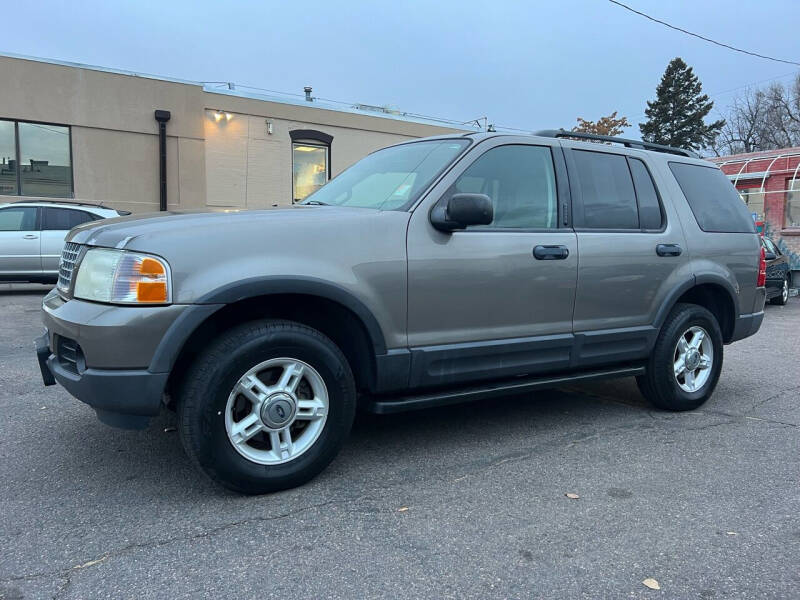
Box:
<box><xmin>177</xmin><ymin>319</ymin><xmax>356</xmax><ymax>494</ymax></box>
<box><xmin>637</xmin><ymin>303</ymin><xmax>723</xmax><ymax>411</ymax></box>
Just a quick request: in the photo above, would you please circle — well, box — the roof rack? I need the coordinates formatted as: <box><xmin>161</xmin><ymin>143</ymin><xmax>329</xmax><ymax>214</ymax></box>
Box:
<box><xmin>11</xmin><ymin>198</ymin><xmax>116</xmax><ymax>210</ymax></box>
<box><xmin>534</xmin><ymin>129</ymin><xmax>699</xmax><ymax>158</ymax></box>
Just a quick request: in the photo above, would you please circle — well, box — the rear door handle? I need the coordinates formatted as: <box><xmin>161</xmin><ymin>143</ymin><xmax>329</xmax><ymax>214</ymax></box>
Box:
<box><xmin>23</xmin><ymin>234</ymin><xmax>39</xmax><ymax>240</ymax></box>
<box><xmin>656</xmin><ymin>243</ymin><xmax>682</xmax><ymax>257</ymax></box>
<box><xmin>533</xmin><ymin>245</ymin><xmax>569</xmax><ymax>260</ymax></box>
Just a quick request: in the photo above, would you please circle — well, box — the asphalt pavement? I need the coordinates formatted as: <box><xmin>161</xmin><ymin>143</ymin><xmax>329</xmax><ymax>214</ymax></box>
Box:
<box><xmin>1</xmin><ymin>284</ymin><xmax>798</xmax><ymax>599</ymax></box>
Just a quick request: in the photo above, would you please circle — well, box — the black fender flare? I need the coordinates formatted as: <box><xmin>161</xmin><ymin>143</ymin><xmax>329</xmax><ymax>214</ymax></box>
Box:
<box><xmin>149</xmin><ymin>277</ymin><xmax>388</xmax><ymax>374</ymax></box>
<box><xmin>200</xmin><ymin>276</ymin><xmax>387</xmax><ymax>352</ymax></box>
<box><xmin>652</xmin><ymin>274</ymin><xmax>740</xmax><ymax>335</ymax></box>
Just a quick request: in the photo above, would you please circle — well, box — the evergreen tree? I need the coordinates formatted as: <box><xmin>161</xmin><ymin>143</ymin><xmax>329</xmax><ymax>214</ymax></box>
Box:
<box><xmin>640</xmin><ymin>58</ymin><xmax>725</xmax><ymax>151</ymax></box>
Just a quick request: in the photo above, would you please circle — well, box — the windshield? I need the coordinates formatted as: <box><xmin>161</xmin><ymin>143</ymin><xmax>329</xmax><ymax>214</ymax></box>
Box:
<box><xmin>301</xmin><ymin>139</ymin><xmax>469</xmax><ymax>210</ymax></box>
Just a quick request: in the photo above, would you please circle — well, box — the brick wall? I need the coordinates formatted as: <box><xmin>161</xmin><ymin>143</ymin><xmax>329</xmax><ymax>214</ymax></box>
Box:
<box><xmin>712</xmin><ymin>149</ymin><xmax>800</xmax><ymax>272</ymax></box>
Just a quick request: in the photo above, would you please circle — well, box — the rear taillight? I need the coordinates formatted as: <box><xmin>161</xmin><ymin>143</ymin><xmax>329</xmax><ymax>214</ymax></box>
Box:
<box><xmin>757</xmin><ymin>246</ymin><xmax>767</xmax><ymax>287</ymax></box>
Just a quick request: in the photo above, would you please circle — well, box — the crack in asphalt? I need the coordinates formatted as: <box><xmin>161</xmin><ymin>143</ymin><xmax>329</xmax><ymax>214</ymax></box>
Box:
<box><xmin>695</xmin><ymin>409</ymin><xmax>798</xmax><ymax>429</ymax></box>
<box><xmin>745</xmin><ymin>383</ymin><xmax>800</xmax><ymax>415</ymax></box>
<box><xmin>1</xmin><ymin>498</ymin><xmax>343</xmax><ymax>589</ymax></box>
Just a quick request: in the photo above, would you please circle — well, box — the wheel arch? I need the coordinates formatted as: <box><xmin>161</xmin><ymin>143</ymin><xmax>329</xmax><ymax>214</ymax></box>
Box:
<box><xmin>155</xmin><ymin>278</ymin><xmax>388</xmax><ymax>399</ymax></box>
<box><xmin>654</xmin><ymin>275</ymin><xmax>739</xmax><ymax>343</ymax></box>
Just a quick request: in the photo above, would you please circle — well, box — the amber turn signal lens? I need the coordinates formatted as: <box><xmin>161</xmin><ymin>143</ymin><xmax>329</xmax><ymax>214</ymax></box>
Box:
<box><xmin>134</xmin><ymin>256</ymin><xmax>168</xmax><ymax>303</ymax></box>
<box><xmin>139</xmin><ymin>257</ymin><xmax>166</xmax><ymax>276</ymax></box>
<box><xmin>137</xmin><ymin>281</ymin><xmax>168</xmax><ymax>303</ymax></box>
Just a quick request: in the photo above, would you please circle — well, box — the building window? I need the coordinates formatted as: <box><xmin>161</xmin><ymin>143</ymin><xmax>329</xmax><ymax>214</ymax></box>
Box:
<box><xmin>0</xmin><ymin>121</ymin><xmax>17</xmax><ymax>196</ymax></box>
<box><xmin>738</xmin><ymin>187</ymin><xmax>765</xmax><ymax>221</ymax></box>
<box><xmin>292</xmin><ymin>143</ymin><xmax>329</xmax><ymax>203</ymax></box>
<box><xmin>787</xmin><ymin>180</ymin><xmax>800</xmax><ymax>229</ymax></box>
<box><xmin>0</xmin><ymin>119</ymin><xmax>73</xmax><ymax>198</ymax></box>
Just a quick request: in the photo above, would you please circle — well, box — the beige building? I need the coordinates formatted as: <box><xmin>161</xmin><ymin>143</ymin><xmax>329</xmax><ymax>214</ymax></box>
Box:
<box><xmin>0</xmin><ymin>52</ymin><xmax>470</xmax><ymax>213</ymax></box>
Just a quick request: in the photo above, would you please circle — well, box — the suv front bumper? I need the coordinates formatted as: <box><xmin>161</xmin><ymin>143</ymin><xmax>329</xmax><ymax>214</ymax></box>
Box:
<box><xmin>37</xmin><ymin>289</ymin><xmax>218</xmax><ymax>429</ymax></box>
<box><xmin>37</xmin><ymin>330</ymin><xmax>168</xmax><ymax>429</ymax></box>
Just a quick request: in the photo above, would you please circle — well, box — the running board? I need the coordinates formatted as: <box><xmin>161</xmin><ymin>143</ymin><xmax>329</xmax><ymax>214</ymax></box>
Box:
<box><xmin>365</xmin><ymin>365</ymin><xmax>645</xmax><ymax>414</ymax></box>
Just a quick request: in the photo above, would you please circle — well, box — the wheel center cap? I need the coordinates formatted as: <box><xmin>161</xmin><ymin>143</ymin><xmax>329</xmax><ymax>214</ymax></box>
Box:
<box><xmin>685</xmin><ymin>349</ymin><xmax>701</xmax><ymax>371</ymax></box>
<box><xmin>260</xmin><ymin>393</ymin><xmax>297</xmax><ymax>429</ymax></box>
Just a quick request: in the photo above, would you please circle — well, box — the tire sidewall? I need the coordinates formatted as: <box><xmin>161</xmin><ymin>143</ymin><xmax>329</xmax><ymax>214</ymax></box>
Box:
<box><xmin>184</xmin><ymin>324</ymin><xmax>355</xmax><ymax>493</ymax></box>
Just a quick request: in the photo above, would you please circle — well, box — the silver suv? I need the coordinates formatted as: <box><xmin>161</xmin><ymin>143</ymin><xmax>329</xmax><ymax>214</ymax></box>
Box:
<box><xmin>36</xmin><ymin>131</ymin><xmax>766</xmax><ymax>494</ymax></box>
<box><xmin>0</xmin><ymin>200</ymin><xmax>123</xmax><ymax>283</ymax></box>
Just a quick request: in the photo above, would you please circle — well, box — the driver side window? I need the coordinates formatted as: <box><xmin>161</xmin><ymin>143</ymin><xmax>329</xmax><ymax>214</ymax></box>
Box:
<box><xmin>449</xmin><ymin>145</ymin><xmax>558</xmax><ymax>229</ymax></box>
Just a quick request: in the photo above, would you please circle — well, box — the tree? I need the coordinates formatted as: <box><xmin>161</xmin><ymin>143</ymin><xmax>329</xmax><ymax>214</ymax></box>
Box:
<box><xmin>640</xmin><ymin>57</ymin><xmax>724</xmax><ymax>151</ymax></box>
<box><xmin>761</xmin><ymin>75</ymin><xmax>800</xmax><ymax>149</ymax></box>
<box><xmin>715</xmin><ymin>87</ymin><xmax>769</xmax><ymax>155</ymax></box>
<box><xmin>713</xmin><ymin>74</ymin><xmax>800</xmax><ymax>155</ymax></box>
<box><xmin>572</xmin><ymin>111</ymin><xmax>631</xmax><ymax>137</ymax></box>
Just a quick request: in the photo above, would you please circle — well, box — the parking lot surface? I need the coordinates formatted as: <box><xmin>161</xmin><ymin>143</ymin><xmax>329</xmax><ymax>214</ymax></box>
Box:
<box><xmin>1</xmin><ymin>284</ymin><xmax>798</xmax><ymax>599</ymax></box>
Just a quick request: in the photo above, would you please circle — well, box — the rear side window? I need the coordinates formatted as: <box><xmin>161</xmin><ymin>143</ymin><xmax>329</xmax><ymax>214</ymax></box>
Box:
<box><xmin>629</xmin><ymin>158</ymin><xmax>663</xmax><ymax>230</ymax></box>
<box><xmin>573</xmin><ymin>150</ymin><xmax>638</xmax><ymax>229</ymax></box>
<box><xmin>669</xmin><ymin>163</ymin><xmax>756</xmax><ymax>233</ymax></box>
<box><xmin>42</xmin><ymin>207</ymin><xmax>99</xmax><ymax>231</ymax></box>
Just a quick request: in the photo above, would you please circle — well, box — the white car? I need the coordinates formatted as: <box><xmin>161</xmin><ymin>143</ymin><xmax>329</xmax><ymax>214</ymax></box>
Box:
<box><xmin>0</xmin><ymin>200</ymin><xmax>125</xmax><ymax>283</ymax></box>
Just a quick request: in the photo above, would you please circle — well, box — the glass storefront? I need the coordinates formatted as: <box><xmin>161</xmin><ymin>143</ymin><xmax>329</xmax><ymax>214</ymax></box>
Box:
<box><xmin>292</xmin><ymin>143</ymin><xmax>328</xmax><ymax>203</ymax></box>
<box><xmin>0</xmin><ymin>119</ymin><xmax>72</xmax><ymax>198</ymax></box>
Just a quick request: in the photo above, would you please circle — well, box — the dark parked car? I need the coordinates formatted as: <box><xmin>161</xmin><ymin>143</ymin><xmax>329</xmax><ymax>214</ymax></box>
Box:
<box><xmin>761</xmin><ymin>236</ymin><xmax>791</xmax><ymax>305</ymax></box>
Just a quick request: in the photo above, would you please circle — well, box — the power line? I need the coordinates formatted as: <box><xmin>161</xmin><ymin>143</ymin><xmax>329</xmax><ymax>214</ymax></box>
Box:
<box><xmin>608</xmin><ymin>0</ymin><xmax>800</xmax><ymax>67</ymax></box>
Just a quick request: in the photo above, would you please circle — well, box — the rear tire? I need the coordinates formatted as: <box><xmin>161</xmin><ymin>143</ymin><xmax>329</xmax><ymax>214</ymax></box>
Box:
<box><xmin>637</xmin><ymin>303</ymin><xmax>723</xmax><ymax>411</ymax></box>
<box><xmin>770</xmin><ymin>275</ymin><xmax>790</xmax><ymax>305</ymax></box>
<box><xmin>177</xmin><ymin>319</ymin><xmax>356</xmax><ymax>494</ymax></box>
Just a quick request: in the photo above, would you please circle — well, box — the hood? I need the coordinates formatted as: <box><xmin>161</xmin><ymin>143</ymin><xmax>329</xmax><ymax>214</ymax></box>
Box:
<box><xmin>66</xmin><ymin>204</ymin><xmax>412</xmax><ymax>305</ymax></box>
<box><xmin>68</xmin><ymin>205</ymin><xmax>384</xmax><ymax>248</ymax></box>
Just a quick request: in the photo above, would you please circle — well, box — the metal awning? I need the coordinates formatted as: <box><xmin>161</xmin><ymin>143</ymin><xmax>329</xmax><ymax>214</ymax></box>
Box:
<box><xmin>725</xmin><ymin>171</ymin><xmax>770</xmax><ymax>181</ymax></box>
<box><xmin>715</xmin><ymin>151</ymin><xmax>800</xmax><ymax>194</ymax></box>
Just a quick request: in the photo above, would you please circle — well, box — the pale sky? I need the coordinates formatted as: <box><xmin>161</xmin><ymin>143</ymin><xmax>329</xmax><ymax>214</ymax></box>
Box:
<box><xmin>3</xmin><ymin>0</ymin><xmax>799</xmax><ymax>137</ymax></box>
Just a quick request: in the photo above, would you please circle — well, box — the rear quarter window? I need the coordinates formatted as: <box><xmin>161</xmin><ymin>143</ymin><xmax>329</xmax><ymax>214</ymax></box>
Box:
<box><xmin>669</xmin><ymin>162</ymin><xmax>755</xmax><ymax>233</ymax></box>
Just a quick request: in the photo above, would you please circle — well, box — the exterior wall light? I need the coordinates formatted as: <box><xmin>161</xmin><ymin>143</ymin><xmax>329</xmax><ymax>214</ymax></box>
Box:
<box><xmin>212</xmin><ymin>110</ymin><xmax>233</xmax><ymax>122</ymax></box>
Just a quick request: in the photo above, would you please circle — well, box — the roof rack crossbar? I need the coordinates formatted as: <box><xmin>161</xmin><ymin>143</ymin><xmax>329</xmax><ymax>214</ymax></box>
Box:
<box><xmin>10</xmin><ymin>198</ymin><xmax>114</xmax><ymax>210</ymax></box>
<box><xmin>534</xmin><ymin>129</ymin><xmax>698</xmax><ymax>158</ymax></box>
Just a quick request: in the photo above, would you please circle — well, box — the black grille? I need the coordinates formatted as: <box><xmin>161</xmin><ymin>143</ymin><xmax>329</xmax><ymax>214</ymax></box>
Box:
<box><xmin>57</xmin><ymin>242</ymin><xmax>82</xmax><ymax>294</ymax></box>
<box><xmin>55</xmin><ymin>336</ymin><xmax>85</xmax><ymax>375</ymax></box>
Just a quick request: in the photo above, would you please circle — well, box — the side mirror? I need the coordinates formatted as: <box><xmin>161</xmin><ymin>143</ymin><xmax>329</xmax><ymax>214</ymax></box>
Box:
<box><xmin>430</xmin><ymin>193</ymin><xmax>493</xmax><ymax>232</ymax></box>
<box><xmin>764</xmin><ymin>251</ymin><xmax>777</xmax><ymax>261</ymax></box>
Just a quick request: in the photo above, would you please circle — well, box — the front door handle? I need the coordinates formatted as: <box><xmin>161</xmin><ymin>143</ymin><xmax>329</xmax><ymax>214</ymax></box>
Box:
<box><xmin>533</xmin><ymin>245</ymin><xmax>569</xmax><ymax>260</ymax></box>
<box><xmin>656</xmin><ymin>243</ymin><xmax>682</xmax><ymax>257</ymax></box>
<box><xmin>23</xmin><ymin>234</ymin><xmax>39</xmax><ymax>240</ymax></box>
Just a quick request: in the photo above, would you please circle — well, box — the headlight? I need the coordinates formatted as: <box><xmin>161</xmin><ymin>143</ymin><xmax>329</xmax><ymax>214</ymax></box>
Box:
<box><xmin>73</xmin><ymin>249</ymin><xmax>172</xmax><ymax>304</ymax></box>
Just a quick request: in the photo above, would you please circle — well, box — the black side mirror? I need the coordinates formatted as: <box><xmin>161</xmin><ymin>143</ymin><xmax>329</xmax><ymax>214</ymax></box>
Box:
<box><xmin>764</xmin><ymin>251</ymin><xmax>777</xmax><ymax>261</ymax></box>
<box><xmin>431</xmin><ymin>193</ymin><xmax>493</xmax><ymax>232</ymax></box>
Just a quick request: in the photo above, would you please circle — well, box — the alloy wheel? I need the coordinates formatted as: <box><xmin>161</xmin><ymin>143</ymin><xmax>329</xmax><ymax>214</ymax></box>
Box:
<box><xmin>224</xmin><ymin>358</ymin><xmax>328</xmax><ymax>465</ymax></box>
<box><xmin>673</xmin><ymin>326</ymin><xmax>713</xmax><ymax>393</ymax></box>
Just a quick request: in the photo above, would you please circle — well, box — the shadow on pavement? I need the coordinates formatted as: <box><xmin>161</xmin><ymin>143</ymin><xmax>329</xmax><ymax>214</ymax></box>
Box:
<box><xmin>44</xmin><ymin>377</ymin><xmax>651</xmax><ymax>500</ymax></box>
